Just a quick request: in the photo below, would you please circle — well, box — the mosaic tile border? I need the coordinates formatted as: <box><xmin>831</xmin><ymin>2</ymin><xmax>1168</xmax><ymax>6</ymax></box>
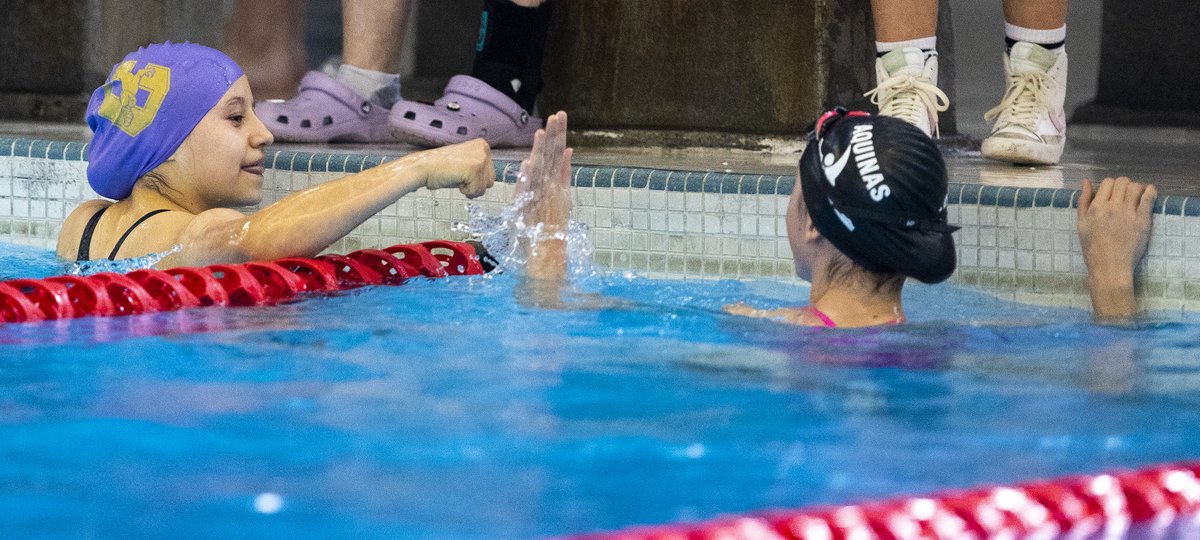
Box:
<box><xmin>3</xmin><ymin>136</ymin><xmax>1197</xmax><ymax>216</ymax></box>
<box><xmin>3</xmin><ymin>136</ymin><xmax>1200</xmax><ymax>313</ymax></box>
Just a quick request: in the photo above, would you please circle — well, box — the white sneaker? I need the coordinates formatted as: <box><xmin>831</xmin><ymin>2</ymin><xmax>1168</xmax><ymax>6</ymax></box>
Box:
<box><xmin>981</xmin><ymin>42</ymin><xmax>1068</xmax><ymax>165</ymax></box>
<box><xmin>865</xmin><ymin>47</ymin><xmax>950</xmax><ymax>138</ymax></box>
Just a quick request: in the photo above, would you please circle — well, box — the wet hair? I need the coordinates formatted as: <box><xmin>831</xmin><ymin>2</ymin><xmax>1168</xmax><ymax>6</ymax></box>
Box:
<box><xmin>826</xmin><ymin>249</ymin><xmax>904</xmax><ymax>293</ymax></box>
<box><xmin>798</xmin><ymin>109</ymin><xmax>958</xmax><ymax>284</ymax></box>
<box><xmin>137</xmin><ymin>168</ymin><xmax>182</xmax><ymax>200</ymax></box>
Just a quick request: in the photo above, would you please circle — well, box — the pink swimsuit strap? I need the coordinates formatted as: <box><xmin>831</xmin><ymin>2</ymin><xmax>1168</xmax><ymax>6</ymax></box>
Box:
<box><xmin>803</xmin><ymin>306</ymin><xmax>839</xmax><ymax>328</ymax></box>
<box><xmin>803</xmin><ymin>306</ymin><xmax>905</xmax><ymax>328</ymax></box>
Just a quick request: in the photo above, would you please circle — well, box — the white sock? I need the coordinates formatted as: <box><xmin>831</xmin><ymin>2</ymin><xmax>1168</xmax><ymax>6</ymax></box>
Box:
<box><xmin>1005</xmin><ymin>22</ymin><xmax>1066</xmax><ymax>54</ymax></box>
<box><xmin>336</xmin><ymin>64</ymin><xmax>401</xmax><ymax>107</ymax></box>
<box><xmin>876</xmin><ymin>36</ymin><xmax>937</xmax><ymax>56</ymax></box>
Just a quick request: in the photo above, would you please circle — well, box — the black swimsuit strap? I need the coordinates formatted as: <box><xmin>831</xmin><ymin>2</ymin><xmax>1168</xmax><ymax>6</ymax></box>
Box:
<box><xmin>108</xmin><ymin>209</ymin><xmax>173</xmax><ymax>260</ymax></box>
<box><xmin>76</xmin><ymin>206</ymin><xmax>110</xmax><ymax>262</ymax></box>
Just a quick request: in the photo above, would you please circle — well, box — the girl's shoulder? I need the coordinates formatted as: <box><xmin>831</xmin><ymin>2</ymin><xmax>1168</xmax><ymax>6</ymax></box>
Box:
<box><xmin>56</xmin><ymin>199</ymin><xmax>115</xmax><ymax>259</ymax></box>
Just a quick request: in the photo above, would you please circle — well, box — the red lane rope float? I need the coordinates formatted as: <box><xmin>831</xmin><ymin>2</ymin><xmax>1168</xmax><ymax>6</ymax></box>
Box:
<box><xmin>44</xmin><ymin>275</ymin><xmax>116</xmax><ymax>317</ymax></box>
<box><xmin>3</xmin><ymin>278</ymin><xmax>74</xmax><ymax>320</ymax></box>
<box><xmin>383</xmin><ymin>243</ymin><xmax>449</xmax><ymax>278</ymax></box>
<box><xmin>89</xmin><ymin>272</ymin><xmax>160</xmax><ymax>315</ymax></box>
<box><xmin>567</xmin><ymin>462</ymin><xmax>1200</xmax><ymax>540</ymax></box>
<box><xmin>0</xmin><ymin>282</ymin><xmax>43</xmax><ymax>322</ymax></box>
<box><xmin>128</xmin><ymin>269</ymin><xmax>202</xmax><ymax>310</ymax></box>
<box><xmin>0</xmin><ymin>241</ymin><xmax>485</xmax><ymax>324</ymax></box>
<box><xmin>347</xmin><ymin>249</ymin><xmax>421</xmax><ymax>285</ymax></box>
<box><xmin>422</xmin><ymin>240</ymin><xmax>486</xmax><ymax>276</ymax></box>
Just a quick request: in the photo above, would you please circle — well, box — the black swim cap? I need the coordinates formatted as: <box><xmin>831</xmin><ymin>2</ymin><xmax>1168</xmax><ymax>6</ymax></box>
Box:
<box><xmin>798</xmin><ymin>109</ymin><xmax>958</xmax><ymax>284</ymax></box>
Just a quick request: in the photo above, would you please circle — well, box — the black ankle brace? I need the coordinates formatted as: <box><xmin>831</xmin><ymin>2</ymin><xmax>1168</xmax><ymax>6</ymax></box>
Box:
<box><xmin>470</xmin><ymin>0</ymin><xmax>554</xmax><ymax>112</ymax></box>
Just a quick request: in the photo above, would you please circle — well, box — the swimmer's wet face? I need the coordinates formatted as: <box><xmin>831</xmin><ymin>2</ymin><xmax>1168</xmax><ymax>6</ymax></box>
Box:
<box><xmin>155</xmin><ymin>76</ymin><xmax>274</xmax><ymax>210</ymax></box>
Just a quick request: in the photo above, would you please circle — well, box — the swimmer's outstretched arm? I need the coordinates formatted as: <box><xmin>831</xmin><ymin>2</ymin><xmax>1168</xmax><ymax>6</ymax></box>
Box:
<box><xmin>510</xmin><ymin>111</ymin><xmax>575</xmax><ymax>309</ymax></box>
<box><xmin>1077</xmin><ymin>176</ymin><xmax>1157</xmax><ymax>322</ymax></box>
<box><xmin>517</xmin><ymin>111</ymin><xmax>572</xmax><ymax>281</ymax></box>
<box><xmin>165</xmin><ymin>140</ymin><xmax>494</xmax><ymax>267</ymax></box>
<box><xmin>724</xmin><ymin>304</ymin><xmax>825</xmax><ymax>326</ymax></box>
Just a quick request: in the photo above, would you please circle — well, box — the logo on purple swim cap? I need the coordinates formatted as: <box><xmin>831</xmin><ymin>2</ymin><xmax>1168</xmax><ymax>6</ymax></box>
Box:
<box><xmin>86</xmin><ymin>42</ymin><xmax>244</xmax><ymax>200</ymax></box>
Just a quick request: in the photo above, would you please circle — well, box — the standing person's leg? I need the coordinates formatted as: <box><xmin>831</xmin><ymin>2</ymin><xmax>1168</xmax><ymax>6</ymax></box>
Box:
<box><xmin>223</xmin><ymin>0</ymin><xmax>308</xmax><ymax>101</ymax></box>
<box><xmin>255</xmin><ymin>0</ymin><xmax>414</xmax><ymax>143</ymax></box>
<box><xmin>866</xmin><ymin>0</ymin><xmax>949</xmax><ymax>137</ymax></box>
<box><xmin>471</xmin><ymin>0</ymin><xmax>552</xmax><ymax>114</ymax></box>
<box><xmin>339</xmin><ymin>0</ymin><xmax>414</xmax><ymax>108</ymax></box>
<box><xmin>982</xmin><ymin>0</ymin><xmax>1069</xmax><ymax>165</ymax></box>
<box><xmin>872</xmin><ymin>0</ymin><xmax>938</xmax><ymax>42</ymax></box>
<box><xmin>391</xmin><ymin>0</ymin><xmax>554</xmax><ymax>148</ymax></box>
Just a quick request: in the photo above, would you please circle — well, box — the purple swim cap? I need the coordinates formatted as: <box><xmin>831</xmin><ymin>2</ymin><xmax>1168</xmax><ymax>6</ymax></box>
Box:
<box><xmin>86</xmin><ymin>42</ymin><xmax>244</xmax><ymax>200</ymax></box>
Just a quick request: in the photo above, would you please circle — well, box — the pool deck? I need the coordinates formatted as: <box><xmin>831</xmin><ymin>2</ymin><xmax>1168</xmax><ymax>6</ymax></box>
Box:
<box><xmin>3</xmin><ymin>119</ymin><xmax>1197</xmax><ymax>198</ymax></box>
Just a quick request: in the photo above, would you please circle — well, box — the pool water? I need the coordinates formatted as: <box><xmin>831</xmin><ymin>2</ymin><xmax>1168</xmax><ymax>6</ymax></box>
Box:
<box><xmin>2</xmin><ymin>242</ymin><xmax>1200</xmax><ymax>539</ymax></box>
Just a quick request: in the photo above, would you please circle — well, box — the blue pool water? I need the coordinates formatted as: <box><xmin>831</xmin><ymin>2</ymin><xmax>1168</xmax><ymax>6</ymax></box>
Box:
<box><xmin>2</xmin><ymin>242</ymin><xmax>1200</xmax><ymax>539</ymax></box>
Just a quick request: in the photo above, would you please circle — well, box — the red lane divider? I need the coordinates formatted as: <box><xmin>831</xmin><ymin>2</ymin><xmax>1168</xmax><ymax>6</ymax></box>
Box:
<box><xmin>164</xmin><ymin>267</ymin><xmax>230</xmax><ymax>307</ymax></box>
<box><xmin>44</xmin><ymin>275</ymin><xmax>116</xmax><ymax>317</ymax></box>
<box><xmin>274</xmin><ymin>258</ymin><xmax>340</xmax><ymax>293</ymax></box>
<box><xmin>0</xmin><ymin>282</ymin><xmax>42</xmax><ymax>322</ymax></box>
<box><xmin>128</xmin><ymin>269</ymin><xmax>202</xmax><ymax>311</ymax></box>
<box><xmin>0</xmin><ymin>241</ymin><xmax>486</xmax><ymax>324</ymax></box>
<box><xmin>90</xmin><ymin>272</ymin><xmax>160</xmax><ymax>315</ymax></box>
<box><xmin>347</xmin><ymin>249</ymin><xmax>420</xmax><ymax>285</ymax></box>
<box><xmin>315</xmin><ymin>254</ymin><xmax>384</xmax><ymax>287</ymax></box>
<box><xmin>568</xmin><ymin>462</ymin><xmax>1200</xmax><ymax>540</ymax></box>
<box><xmin>382</xmin><ymin>243</ymin><xmax>448</xmax><ymax>278</ymax></box>
<box><xmin>4</xmin><ymin>278</ymin><xmax>74</xmax><ymax>320</ymax></box>
<box><xmin>420</xmin><ymin>240</ymin><xmax>485</xmax><ymax>276</ymax></box>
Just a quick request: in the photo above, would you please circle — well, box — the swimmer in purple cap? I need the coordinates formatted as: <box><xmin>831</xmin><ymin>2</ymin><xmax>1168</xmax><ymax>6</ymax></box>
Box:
<box><xmin>57</xmin><ymin>42</ymin><xmax>493</xmax><ymax>267</ymax></box>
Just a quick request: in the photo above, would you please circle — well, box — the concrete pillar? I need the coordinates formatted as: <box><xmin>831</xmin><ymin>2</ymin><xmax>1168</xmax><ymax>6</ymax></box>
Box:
<box><xmin>538</xmin><ymin>0</ymin><xmax>957</xmax><ymax>141</ymax></box>
<box><xmin>0</xmin><ymin>0</ymin><xmax>225</xmax><ymax>122</ymax></box>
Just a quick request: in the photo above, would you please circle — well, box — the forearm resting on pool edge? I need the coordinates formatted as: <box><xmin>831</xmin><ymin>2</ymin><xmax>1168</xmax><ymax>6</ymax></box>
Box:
<box><xmin>172</xmin><ymin>145</ymin><xmax>492</xmax><ymax>265</ymax></box>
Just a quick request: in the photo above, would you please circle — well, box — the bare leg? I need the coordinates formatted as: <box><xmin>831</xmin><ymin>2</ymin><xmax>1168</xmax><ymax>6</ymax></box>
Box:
<box><xmin>342</xmin><ymin>0</ymin><xmax>414</xmax><ymax>72</ymax></box>
<box><xmin>1002</xmin><ymin>0</ymin><xmax>1068</xmax><ymax>29</ymax></box>
<box><xmin>223</xmin><ymin>0</ymin><xmax>307</xmax><ymax>100</ymax></box>
<box><xmin>870</xmin><ymin>0</ymin><xmax>939</xmax><ymax>42</ymax></box>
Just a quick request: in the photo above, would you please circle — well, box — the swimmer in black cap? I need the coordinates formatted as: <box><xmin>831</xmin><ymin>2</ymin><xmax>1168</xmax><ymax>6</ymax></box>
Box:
<box><xmin>515</xmin><ymin>108</ymin><xmax>956</xmax><ymax>326</ymax></box>
<box><xmin>520</xmin><ymin>110</ymin><xmax>1157</xmax><ymax>326</ymax></box>
<box><xmin>727</xmin><ymin>108</ymin><xmax>959</xmax><ymax>328</ymax></box>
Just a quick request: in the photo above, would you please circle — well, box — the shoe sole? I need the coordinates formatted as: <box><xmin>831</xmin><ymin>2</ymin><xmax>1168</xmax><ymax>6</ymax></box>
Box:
<box><xmin>981</xmin><ymin>137</ymin><xmax>1063</xmax><ymax>166</ymax></box>
<box><xmin>391</xmin><ymin>122</ymin><xmax>536</xmax><ymax>149</ymax></box>
<box><xmin>264</xmin><ymin>122</ymin><xmax>399</xmax><ymax>145</ymax></box>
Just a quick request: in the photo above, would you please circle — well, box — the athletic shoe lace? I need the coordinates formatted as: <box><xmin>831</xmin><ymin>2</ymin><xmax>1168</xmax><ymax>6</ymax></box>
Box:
<box><xmin>865</xmin><ymin>74</ymin><xmax>949</xmax><ymax>128</ymax></box>
<box><xmin>984</xmin><ymin>70</ymin><xmax>1051</xmax><ymax>129</ymax></box>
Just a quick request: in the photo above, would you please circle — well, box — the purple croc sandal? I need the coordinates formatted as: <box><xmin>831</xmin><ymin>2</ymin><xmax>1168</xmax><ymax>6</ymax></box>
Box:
<box><xmin>255</xmin><ymin>71</ymin><xmax>396</xmax><ymax>143</ymax></box>
<box><xmin>390</xmin><ymin>75</ymin><xmax>542</xmax><ymax>148</ymax></box>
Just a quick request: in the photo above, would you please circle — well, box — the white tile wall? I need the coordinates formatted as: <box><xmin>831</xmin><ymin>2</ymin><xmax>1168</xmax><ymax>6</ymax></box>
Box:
<box><xmin>2</xmin><ymin>153</ymin><xmax>1198</xmax><ymax>312</ymax></box>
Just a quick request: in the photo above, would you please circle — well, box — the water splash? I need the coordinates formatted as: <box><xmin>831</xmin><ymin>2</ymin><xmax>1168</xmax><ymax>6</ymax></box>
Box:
<box><xmin>67</xmin><ymin>245</ymin><xmax>180</xmax><ymax>276</ymax></box>
<box><xmin>453</xmin><ymin>188</ymin><xmax>602</xmax><ymax>286</ymax></box>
